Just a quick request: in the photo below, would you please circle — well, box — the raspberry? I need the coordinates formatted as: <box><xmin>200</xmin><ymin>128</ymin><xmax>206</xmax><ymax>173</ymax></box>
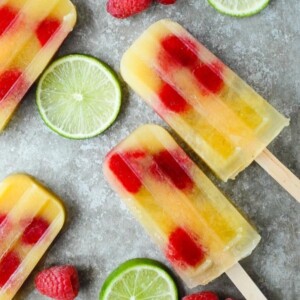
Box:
<box><xmin>152</xmin><ymin>150</ymin><xmax>194</xmax><ymax>190</ymax></box>
<box><xmin>21</xmin><ymin>217</ymin><xmax>50</xmax><ymax>245</ymax></box>
<box><xmin>108</xmin><ymin>152</ymin><xmax>143</xmax><ymax>194</ymax></box>
<box><xmin>35</xmin><ymin>265</ymin><xmax>79</xmax><ymax>300</ymax></box>
<box><xmin>166</xmin><ymin>227</ymin><xmax>205</xmax><ymax>268</ymax></box>
<box><xmin>0</xmin><ymin>6</ymin><xmax>17</xmax><ymax>36</ymax></box>
<box><xmin>193</xmin><ymin>63</ymin><xmax>224</xmax><ymax>94</ymax></box>
<box><xmin>36</xmin><ymin>18</ymin><xmax>61</xmax><ymax>46</ymax></box>
<box><xmin>107</xmin><ymin>0</ymin><xmax>152</xmax><ymax>19</ymax></box>
<box><xmin>0</xmin><ymin>214</ymin><xmax>6</xmax><ymax>225</ymax></box>
<box><xmin>158</xmin><ymin>83</ymin><xmax>190</xmax><ymax>113</ymax></box>
<box><xmin>161</xmin><ymin>35</ymin><xmax>198</xmax><ymax>67</ymax></box>
<box><xmin>157</xmin><ymin>0</ymin><xmax>176</xmax><ymax>4</ymax></box>
<box><xmin>0</xmin><ymin>251</ymin><xmax>21</xmax><ymax>287</ymax></box>
<box><xmin>0</xmin><ymin>69</ymin><xmax>23</xmax><ymax>101</ymax></box>
<box><xmin>183</xmin><ymin>291</ymin><xmax>219</xmax><ymax>300</ymax></box>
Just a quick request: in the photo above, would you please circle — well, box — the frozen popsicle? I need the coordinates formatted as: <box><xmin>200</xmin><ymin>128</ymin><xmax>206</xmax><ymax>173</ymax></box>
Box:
<box><xmin>0</xmin><ymin>0</ymin><xmax>77</xmax><ymax>131</ymax></box>
<box><xmin>121</xmin><ymin>19</ymin><xmax>300</xmax><ymax>202</ymax></box>
<box><xmin>103</xmin><ymin>124</ymin><xmax>266</xmax><ymax>299</ymax></box>
<box><xmin>0</xmin><ymin>174</ymin><xmax>65</xmax><ymax>300</ymax></box>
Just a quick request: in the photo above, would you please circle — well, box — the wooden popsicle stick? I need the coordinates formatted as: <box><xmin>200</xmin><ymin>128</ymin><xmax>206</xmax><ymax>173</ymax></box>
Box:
<box><xmin>255</xmin><ymin>149</ymin><xmax>300</xmax><ymax>203</ymax></box>
<box><xmin>226</xmin><ymin>263</ymin><xmax>267</xmax><ymax>300</ymax></box>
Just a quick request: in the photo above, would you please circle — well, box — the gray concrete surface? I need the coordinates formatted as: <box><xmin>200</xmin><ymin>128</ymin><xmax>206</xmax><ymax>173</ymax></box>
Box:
<box><xmin>1</xmin><ymin>0</ymin><xmax>299</xmax><ymax>299</ymax></box>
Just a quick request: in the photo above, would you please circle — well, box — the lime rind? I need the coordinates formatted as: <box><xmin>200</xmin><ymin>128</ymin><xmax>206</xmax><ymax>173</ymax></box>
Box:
<box><xmin>99</xmin><ymin>258</ymin><xmax>178</xmax><ymax>300</ymax></box>
<box><xmin>207</xmin><ymin>0</ymin><xmax>270</xmax><ymax>17</ymax></box>
<box><xmin>36</xmin><ymin>54</ymin><xmax>122</xmax><ymax>140</ymax></box>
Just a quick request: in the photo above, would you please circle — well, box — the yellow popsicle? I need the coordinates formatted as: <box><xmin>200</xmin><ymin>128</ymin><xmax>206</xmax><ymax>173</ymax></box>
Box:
<box><xmin>103</xmin><ymin>125</ymin><xmax>260</xmax><ymax>287</ymax></box>
<box><xmin>121</xmin><ymin>19</ymin><xmax>289</xmax><ymax>181</ymax></box>
<box><xmin>0</xmin><ymin>174</ymin><xmax>65</xmax><ymax>300</ymax></box>
<box><xmin>0</xmin><ymin>0</ymin><xmax>77</xmax><ymax>131</ymax></box>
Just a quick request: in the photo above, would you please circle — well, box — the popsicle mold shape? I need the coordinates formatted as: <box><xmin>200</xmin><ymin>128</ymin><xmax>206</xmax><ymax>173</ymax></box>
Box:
<box><xmin>103</xmin><ymin>124</ymin><xmax>261</xmax><ymax>287</ymax></box>
<box><xmin>0</xmin><ymin>0</ymin><xmax>77</xmax><ymax>131</ymax></box>
<box><xmin>121</xmin><ymin>19</ymin><xmax>289</xmax><ymax>182</ymax></box>
<box><xmin>0</xmin><ymin>174</ymin><xmax>65</xmax><ymax>300</ymax></box>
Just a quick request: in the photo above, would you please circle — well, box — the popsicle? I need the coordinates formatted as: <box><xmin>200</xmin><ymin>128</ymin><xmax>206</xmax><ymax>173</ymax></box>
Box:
<box><xmin>0</xmin><ymin>174</ymin><xmax>65</xmax><ymax>300</ymax></box>
<box><xmin>0</xmin><ymin>0</ymin><xmax>77</xmax><ymax>131</ymax></box>
<box><xmin>121</xmin><ymin>19</ymin><xmax>300</xmax><ymax>202</ymax></box>
<box><xmin>103</xmin><ymin>124</ymin><xmax>266</xmax><ymax>299</ymax></box>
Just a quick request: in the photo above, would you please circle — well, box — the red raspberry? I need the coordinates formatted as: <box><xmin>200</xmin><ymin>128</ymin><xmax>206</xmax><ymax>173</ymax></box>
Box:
<box><xmin>152</xmin><ymin>150</ymin><xmax>194</xmax><ymax>190</ymax></box>
<box><xmin>166</xmin><ymin>227</ymin><xmax>205</xmax><ymax>268</ymax></box>
<box><xmin>21</xmin><ymin>217</ymin><xmax>50</xmax><ymax>245</ymax></box>
<box><xmin>36</xmin><ymin>18</ymin><xmax>61</xmax><ymax>46</ymax></box>
<box><xmin>35</xmin><ymin>265</ymin><xmax>79</xmax><ymax>300</ymax></box>
<box><xmin>0</xmin><ymin>69</ymin><xmax>23</xmax><ymax>101</ymax></box>
<box><xmin>107</xmin><ymin>0</ymin><xmax>152</xmax><ymax>19</ymax></box>
<box><xmin>158</xmin><ymin>83</ymin><xmax>190</xmax><ymax>113</ymax></box>
<box><xmin>183</xmin><ymin>291</ymin><xmax>219</xmax><ymax>300</ymax></box>
<box><xmin>108</xmin><ymin>152</ymin><xmax>143</xmax><ymax>194</ymax></box>
<box><xmin>0</xmin><ymin>214</ymin><xmax>6</xmax><ymax>225</ymax></box>
<box><xmin>0</xmin><ymin>6</ymin><xmax>17</xmax><ymax>36</ymax></box>
<box><xmin>161</xmin><ymin>35</ymin><xmax>198</xmax><ymax>67</ymax></box>
<box><xmin>157</xmin><ymin>0</ymin><xmax>176</xmax><ymax>4</ymax></box>
<box><xmin>193</xmin><ymin>63</ymin><xmax>224</xmax><ymax>94</ymax></box>
<box><xmin>0</xmin><ymin>251</ymin><xmax>21</xmax><ymax>287</ymax></box>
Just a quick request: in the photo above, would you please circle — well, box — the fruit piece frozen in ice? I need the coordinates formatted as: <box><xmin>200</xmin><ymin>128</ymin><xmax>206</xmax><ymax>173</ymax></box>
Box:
<box><xmin>0</xmin><ymin>251</ymin><xmax>21</xmax><ymax>288</ymax></box>
<box><xmin>108</xmin><ymin>153</ymin><xmax>143</xmax><ymax>194</ymax></box>
<box><xmin>0</xmin><ymin>0</ymin><xmax>77</xmax><ymax>131</ymax></box>
<box><xmin>158</xmin><ymin>83</ymin><xmax>190</xmax><ymax>113</ymax></box>
<box><xmin>120</xmin><ymin>19</ymin><xmax>289</xmax><ymax>181</ymax></box>
<box><xmin>152</xmin><ymin>150</ymin><xmax>194</xmax><ymax>190</ymax></box>
<box><xmin>103</xmin><ymin>124</ymin><xmax>261</xmax><ymax>287</ymax></box>
<box><xmin>0</xmin><ymin>6</ymin><xmax>17</xmax><ymax>36</ymax></box>
<box><xmin>166</xmin><ymin>227</ymin><xmax>206</xmax><ymax>268</ymax></box>
<box><xmin>0</xmin><ymin>174</ymin><xmax>65</xmax><ymax>300</ymax></box>
<box><xmin>21</xmin><ymin>217</ymin><xmax>50</xmax><ymax>245</ymax></box>
<box><xmin>36</xmin><ymin>18</ymin><xmax>61</xmax><ymax>46</ymax></box>
<box><xmin>0</xmin><ymin>70</ymin><xmax>23</xmax><ymax>101</ymax></box>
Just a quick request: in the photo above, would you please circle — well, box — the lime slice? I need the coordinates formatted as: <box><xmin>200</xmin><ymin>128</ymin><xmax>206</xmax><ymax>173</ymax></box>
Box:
<box><xmin>207</xmin><ymin>0</ymin><xmax>270</xmax><ymax>17</ymax></box>
<box><xmin>36</xmin><ymin>54</ymin><xmax>122</xmax><ymax>139</ymax></box>
<box><xmin>99</xmin><ymin>258</ymin><xmax>178</xmax><ymax>300</ymax></box>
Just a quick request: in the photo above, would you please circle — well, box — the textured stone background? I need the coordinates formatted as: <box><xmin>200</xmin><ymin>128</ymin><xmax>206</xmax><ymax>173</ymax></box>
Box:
<box><xmin>1</xmin><ymin>0</ymin><xmax>299</xmax><ymax>299</ymax></box>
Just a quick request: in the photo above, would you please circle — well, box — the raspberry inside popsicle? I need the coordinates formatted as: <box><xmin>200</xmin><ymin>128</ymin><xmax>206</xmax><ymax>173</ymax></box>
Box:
<box><xmin>0</xmin><ymin>0</ymin><xmax>77</xmax><ymax>131</ymax></box>
<box><xmin>0</xmin><ymin>174</ymin><xmax>65</xmax><ymax>300</ymax></box>
<box><xmin>121</xmin><ymin>19</ymin><xmax>289</xmax><ymax>181</ymax></box>
<box><xmin>104</xmin><ymin>124</ymin><xmax>261</xmax><ymax>287</ymax></box>
<box><xmin>0</xmin><ymin>6</ymin><xmax>18</xmax><ymax>36</ymax></box>
<box><xmin>0</xmin><ymin>251</ymin><xmax>21</xmax><ymax>288</ymax></box>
